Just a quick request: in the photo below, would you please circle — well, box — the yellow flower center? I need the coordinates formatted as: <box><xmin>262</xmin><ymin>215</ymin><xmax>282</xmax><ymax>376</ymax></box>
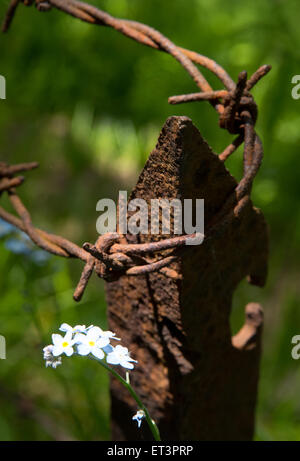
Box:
<box><xmin>62</xmin><ymin>342</ymin><xmax>69</xmax><ymax>348</ymax></box>
<box><xmin>89</xmin><ymin>341</ymin><xmax>95</xmax><ymax>347</ymax></box>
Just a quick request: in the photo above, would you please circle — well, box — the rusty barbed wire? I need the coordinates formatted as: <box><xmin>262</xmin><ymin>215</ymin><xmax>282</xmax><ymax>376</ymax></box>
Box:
<box><xmin>0</xmin><ymin>0</ymin><xmax>271</xmax><ymax>302</ymax></box>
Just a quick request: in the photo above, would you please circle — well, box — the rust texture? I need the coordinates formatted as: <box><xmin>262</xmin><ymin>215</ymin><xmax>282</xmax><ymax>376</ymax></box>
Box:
<box><xmin>106</xmin><ymin>116</ymin><xmax>268</xmax><ymax>440</ymax></box>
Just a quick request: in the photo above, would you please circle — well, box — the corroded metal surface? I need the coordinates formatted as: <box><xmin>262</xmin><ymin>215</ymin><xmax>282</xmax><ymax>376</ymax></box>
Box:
<box><xmin>106</xmin><ymin>116</ymin><xmax>268</xmax><ymax>440</ymax></box>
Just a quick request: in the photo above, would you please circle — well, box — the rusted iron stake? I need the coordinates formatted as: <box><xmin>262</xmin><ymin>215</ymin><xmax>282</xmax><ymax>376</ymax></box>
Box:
<box><xmin>106</xmin><ymin>116</ymin><xmax>268</xmax><ymax>440</ymax></box>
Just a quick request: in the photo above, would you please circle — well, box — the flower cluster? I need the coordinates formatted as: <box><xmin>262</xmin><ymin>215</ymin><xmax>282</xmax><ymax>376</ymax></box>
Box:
<box><xmin>43</xmin><ymin>323</ymin><xmax>137</xmax><ymax>370</ymax></box>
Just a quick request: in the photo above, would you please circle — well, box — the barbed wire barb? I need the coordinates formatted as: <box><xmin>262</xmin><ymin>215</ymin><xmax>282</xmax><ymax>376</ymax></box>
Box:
<box><xmin>0</xmin><ymin>0</ymin><xmax>271</xmax><ymax>301</ymax></box>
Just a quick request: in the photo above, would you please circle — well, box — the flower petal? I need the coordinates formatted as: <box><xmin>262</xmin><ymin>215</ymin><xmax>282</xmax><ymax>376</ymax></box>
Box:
<box><xmin>101</xmin><ymin>330</ymin><xmax>120</xmax><ymax>340</ymax></box>
<box><xmin>106</xmin><ymin>352</ymin><xmax>120</xmax><ymax>365</ymax></box>
<box><xmin>52</xmin><ymin>345</ymin><xmax>63</xmax><ymax>356</ymax></box>
<box><xmin>88</xmin><ymin>326</ymin><xmax>102</xmax><ymax>340</ymax></box>
<box><xmin>52</xmin><ymin>334</ymin><xmax>63</xmax><ymax>346</ymax></box>
<box><xmin>59</xmin><ymin>323</ymin><xmax>72</xmax><ymax>333</ymax></box>
<box><xmin>74</xmin><ymin>325</ymin><xmax>86</xmax><ymax>333</ymax></box>
<box><xmin>126</xmin><ymin>357</ymin><xmax>138</xmax><ymax>363</ymax></box>
<box><xmin>92</xmin><ymin>347</ymin><xmax>105</xmax><ymax>360</ymax></box>
<box><xmin>114</xmin><ymin>345</ymin><xmax>128</xmax><ymax>354</ymax></box>
<box><xmin>96</xmin><ymin>337</ymin><xmax>110</xmax><ymax>348</ymax></box>
<box><xmin>74</xmin><ymin>333</ymin><xmax>86</xmax><ymax>344</ymax></box>
<box><xmin>64</xmin><ymin>331</ymin><xmax>73</xmax><ymax>343</ymax></box>
<box><xmin>120</xmin><ymin>360</ymin><xmax>134</xmax><ymax>370</ymax></box>
<box><xmin>77</xmin><ymin>343</ymin><xmax>91</xmax><ymax>356</ymax></box>
<box><xmin>64</xmin><ymin>346</ymin><xmax>74</xmax><ymax>357</ymax></box>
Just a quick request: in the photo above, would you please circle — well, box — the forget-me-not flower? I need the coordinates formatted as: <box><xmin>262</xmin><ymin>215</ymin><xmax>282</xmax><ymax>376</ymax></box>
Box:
<box><xmin>106</xmin><ymin>345</ymin><xmax>138</xmax><ymax>370</ymax></box>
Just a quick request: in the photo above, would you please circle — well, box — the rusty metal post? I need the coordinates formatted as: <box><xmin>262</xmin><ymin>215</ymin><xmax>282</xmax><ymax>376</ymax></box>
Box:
<box><xmin>106</xmin><ymin>116</ymin><xmax>268</xmax><ymax>441</ymax></box>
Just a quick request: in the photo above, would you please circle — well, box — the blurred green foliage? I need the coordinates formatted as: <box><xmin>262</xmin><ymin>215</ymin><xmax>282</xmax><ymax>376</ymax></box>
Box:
<box><xmin>0</xmin><ymin>0</ymin><xmax>300</xmax><ymax>441</ymax></box>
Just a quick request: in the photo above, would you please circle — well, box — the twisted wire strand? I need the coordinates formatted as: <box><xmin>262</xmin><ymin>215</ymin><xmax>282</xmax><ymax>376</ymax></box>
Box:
<box><xmin>0</xmin><ymin>0</ymin><xmax>271</xmax><ymax>301</ymax></box>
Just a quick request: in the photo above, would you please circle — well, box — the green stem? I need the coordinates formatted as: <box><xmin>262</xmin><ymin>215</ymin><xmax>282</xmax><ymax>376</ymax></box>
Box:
<box><xmin>92</xmin><ymin>357</ymin><xmax>161</xmax><ymax>441</ymax></box>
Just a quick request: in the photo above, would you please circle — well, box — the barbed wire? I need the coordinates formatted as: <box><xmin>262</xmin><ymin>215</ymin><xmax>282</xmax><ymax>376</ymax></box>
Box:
<box><xmin>0</xmin><ymin>0</ymin><xmax>271</xmax><ymax>302</ymax></box>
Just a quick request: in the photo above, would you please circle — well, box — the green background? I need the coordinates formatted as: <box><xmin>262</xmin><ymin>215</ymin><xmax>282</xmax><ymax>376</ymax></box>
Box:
<box><xmin>0</xmin><ymin>0</ymin><xmax>300</xmax><ymax>440</ymax></box>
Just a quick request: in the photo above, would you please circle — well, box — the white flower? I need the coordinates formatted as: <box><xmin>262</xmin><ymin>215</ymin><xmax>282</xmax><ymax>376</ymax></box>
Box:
<box><xmin>43</xmin><ymin>345</ymin><xmax>62</xmax><ymax>369</ymax></box>
<box><xmin>99</xmin><ymin>329</ymin><xmax>120</xmax><ymax>341</ymax></box>
<box><xmin>51</xmin><ymin>331</ymin><xmax>75</xmax><ymax>357</ymax></box>
<box><xmin>75</xmin><ymin>327</ymin><xmax>110</xmax><ymax>360</ymax></box>
<box><xmin>132</xmin><ymin>410</ymin><xmax>145</xmax><ymax>428</ymax></box>
<box><xmin>86</xmin><ymin>325</ymin><xmax>120</xmax><ymax>341</ymax></box>
<box><xmin>106</xmin><ymin>345</ymin><xmax>137</xmax><ymax>370</ymax></box>
<box><xmin>59</xmin><ymin>323</ymin><xmax>87</xmax><ymax>334</ymax></box>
